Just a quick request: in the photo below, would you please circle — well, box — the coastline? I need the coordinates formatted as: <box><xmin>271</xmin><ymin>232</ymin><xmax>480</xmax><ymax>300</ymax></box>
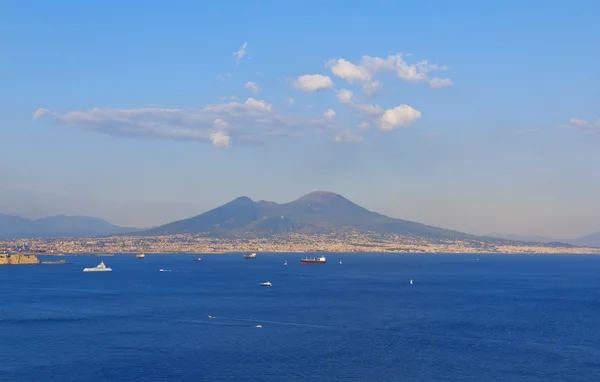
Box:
<box><xmin>29</xmin><ymin>249</ymin><xmax>600</xmax><ymax>256</ymax></box>
<box><xmin>3</xmin><ymin>233</ymin><xmax>599</xmax><ymax>256</ymax></box>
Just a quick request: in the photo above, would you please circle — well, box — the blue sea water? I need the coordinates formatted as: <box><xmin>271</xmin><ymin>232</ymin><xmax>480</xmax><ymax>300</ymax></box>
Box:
<box><xmin>1</xmin><ymin>253</ymin><xmax>600</xmax><ymax>381</ymax></box>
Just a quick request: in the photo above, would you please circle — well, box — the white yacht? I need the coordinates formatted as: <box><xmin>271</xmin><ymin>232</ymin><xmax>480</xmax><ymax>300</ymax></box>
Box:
<box><xmin>83</xmin><ymin>261</ymin><xmax>112</xmax><ymax>272</ymax></box>
<box><xmin>259</xmin><ymin>282</ymin><xmax>272</xmax><ymax>287</ymax></box>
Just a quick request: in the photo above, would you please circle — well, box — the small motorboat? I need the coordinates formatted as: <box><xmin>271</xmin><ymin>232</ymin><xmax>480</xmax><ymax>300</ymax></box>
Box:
<box><xmin>284</xmin><ymin>260</ymin><xmax>287</xmax><ymax>266</ymax></box>
<box><xmin>193</xmin><ymin>258</ymin><xmax>202</xmax><ymax>262</ymax></box>
<box><xmin>259</xmin><ymin>282</ymin><xmax>272</xmax><ymax>287</ymax></box>
<box><xmin>208</xmin><ymin>315</ymin><xmax>213</xmax><ymax>319</ymax></box>
<box><xmin>255</xmin><ymin>324</ymin><xmax>262</xmax><ymax>328</ymax></box>
<box><xmin>410</xmin><ymin>279</ymin><xmax>413</xmax><ymax>285</ymax></box>
<box><xmin>339</xmin><ymin>261</ymin><xmax>342</xmax><ymax>264</ymax></box>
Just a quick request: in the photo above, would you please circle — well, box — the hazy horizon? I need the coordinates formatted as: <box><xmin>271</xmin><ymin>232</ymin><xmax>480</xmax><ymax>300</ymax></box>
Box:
<box><xmin>0</xmin><ymin>187</ymin><xmax>597</xmax><ymax>239</ymax></box>
<box><xmin>1</xmin><ymin>1</ymin><xmax>599</xmax><ymax>238</ymax></box>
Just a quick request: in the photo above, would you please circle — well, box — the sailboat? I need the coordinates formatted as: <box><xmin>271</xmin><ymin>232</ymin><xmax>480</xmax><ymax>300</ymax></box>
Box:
<box><xmin>410</xmin><ymin>279</ymin><xmax>413</xmax><ymax>285</ymax></box>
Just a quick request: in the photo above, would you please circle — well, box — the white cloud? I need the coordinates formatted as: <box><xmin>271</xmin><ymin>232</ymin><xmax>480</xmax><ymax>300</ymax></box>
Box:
<box><xmin>335</xmin><ymin>131</ymin><xmax>364</xmax><ymax>143</ymax></box>
<box><xmin>429</xmin><ymin>77</ymin><xmax>453</xmax><ymax>88</ymax></box>
<box><xmin>245</xmin><ymin>81</ymin><xmax>259</xmax><ymax>94</ymax></box>
<box><xmin>336</xmin><ymin>89</ymin><xmax>354</xmax><ymax>104</ymax></box>
<box><xmin>358</xmin><ymin>121</ymin><xmax>370</xmax><ymax>129</ymax></box>
<box><xmin>243</xmin><ymin>98</ymin><xmax>272</xmax><ymax>112</ymax></box>
<box><xmin>569</xmin><ymin>118</ymin><xmax>589</xmax><ymax>127</ymax></box>
<box><xmin>203</xmin><ymin>98</ymin><xmax>273</xmax><ymax>114</ymax></box>
<box><xmin>327</xmin><ymin>53</ymin><xmax>452</xmax><ymax>93</ymax></box>
<box><xmin>233</xmin><ymin>42</ymin><xmax>248</xmax><ymax>64</ymax></box>
<box><xmin>33</xmin><ymin>98</ymin><xmax>341</xmax><ymax>146</ymax></box>
<box><xmin>394</xmin><ymin>58</ymin><xmax>429</xmax><ymax>82</ymax></box>
<box><xmin>378</xmin><ymin>105</ymin><xmax>422</xmax><ymax>131</ymax></box>
<box><xmin>326</xmin><ymin>58</ymin><xmax>371</xmax><ymax>83</ymax></box>
<box><xmin>213</xmin><ymin>119</ymin><xmax>228</xmax><ymax>128</ymax></box>
<box><xmin>324</xmin><ymin>109</ymin><xmax>336</xmax><ymax>119</ymax></box>
<box><xmin>33</xmin><ymin>109</ymin><xmax>50</xmax><ymax>119</ymax></box>
<box><xmin>210</xmin><ymin>130</ymin><xmax>231</xmax><ymax>148</ymax></box>
<box><xmin>293</xmin><ymin>74</ymin><xmax>333</xmax><ymax>92</ymax></box>
<box><xmin>287</xmin><ymin>98</ymin><xmax>294</xmax><ymax>104</ymax></box>
<box><xmin>361</xmin><ymin>55</ymin><xmax>397</xmax><ymax>73</ymax></box>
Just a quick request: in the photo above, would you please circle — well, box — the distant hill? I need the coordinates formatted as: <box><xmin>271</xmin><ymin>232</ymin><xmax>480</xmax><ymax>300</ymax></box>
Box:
<box><xmin>570</xmin><ymin>232</ymin><xmax>600</xmax><ymax>247</ymax></box>
<box><xmin>140</xmin><ymin>191</ymin><xmax>477</xmax><ymax>239</ymax></box>
<box><xmin>0</xmin><ymin>214</ymin><xmax>140</xmax><ymax>239</ymax></box>
<box><xmin>485</xmin><ymin>232</ymin><xmax>561</xmax><ymax>244</ymax></box>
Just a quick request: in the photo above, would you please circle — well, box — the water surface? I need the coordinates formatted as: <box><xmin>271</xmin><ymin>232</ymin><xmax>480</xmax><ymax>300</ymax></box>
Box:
<box><xmin>1</xmin><ymin>253</ymin><xmax>599</xmax><ymax>381</ymax></box>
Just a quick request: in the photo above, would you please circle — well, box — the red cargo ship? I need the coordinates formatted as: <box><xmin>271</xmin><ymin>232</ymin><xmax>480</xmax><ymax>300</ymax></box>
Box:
<box><xmin>300</xmin><ymin>255</ymin><xmax>327</xmax><ymax>264</ymax></box>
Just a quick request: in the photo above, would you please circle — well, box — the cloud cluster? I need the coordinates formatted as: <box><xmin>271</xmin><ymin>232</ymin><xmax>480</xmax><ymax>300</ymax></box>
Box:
<box><xmin>326</xmin><ymin>53</ymin><xmax>453</xmax><ymax>94</ymax></box>
<box><xmin>36</xmin><ymin>44</ymin><xmax>452</xmax><ymax>148</ymax></box>
<box><xmin>287</xmin><ymin>52</ymin><xmax>440</xmax><ymax>138</ymax></box>
<box><xmin>33</xmin><ymin>97</ymin><xmax>341</xmax><ymax>148</ymax></box>
<box><xmin>334</xmin><ymin>88</ymin><xmax>421</xmax><ymax>129</ymax></box>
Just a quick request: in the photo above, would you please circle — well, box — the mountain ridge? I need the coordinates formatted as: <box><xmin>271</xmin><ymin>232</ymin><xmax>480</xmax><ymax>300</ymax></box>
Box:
<box><xmin>139</xmin><ymin>191</ymin><xmax>476</xmax><ymax>239</ymax></box>
<box><xmin>570</xmin><ymin>231</ymin><xmax>600</xmax><ymax>247</ymax></box>
<box><xmin>0</xmin><ymin>214</ymin><xmax>140</xmax><ymax>239</ymax></box>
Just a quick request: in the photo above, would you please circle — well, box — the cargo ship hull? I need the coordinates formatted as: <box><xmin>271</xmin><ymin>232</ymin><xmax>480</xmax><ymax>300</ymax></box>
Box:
<box><xmin>300</xmin><ymin>256</ymin><xmax>327</xmax><ymax>264</ymax></box>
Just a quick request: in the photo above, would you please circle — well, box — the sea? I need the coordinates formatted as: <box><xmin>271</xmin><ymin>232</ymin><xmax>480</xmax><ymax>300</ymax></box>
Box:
<box><xmin>1</xmin><ymin>253</ymin><xmax>599</xmax><ymax>381</ymax></box>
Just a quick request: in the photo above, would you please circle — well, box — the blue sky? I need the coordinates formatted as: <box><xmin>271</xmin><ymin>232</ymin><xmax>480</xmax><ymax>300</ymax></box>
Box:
<box><xmin>1</xmin><ymin>0</ymin><xmax>599</xmax><ymax>237</ymax></box>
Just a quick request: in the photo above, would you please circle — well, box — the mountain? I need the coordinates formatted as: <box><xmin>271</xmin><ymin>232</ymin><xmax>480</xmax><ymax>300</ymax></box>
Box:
<box><xmin>570</xmin><ymin>232</ymin><xmax>600</xmax><ymax>247</ymax></box>
<box><xmin>0</xmin><ymin>214</ymin><xmax>140</xmax><ymax>239</ymax></box>
<box><xmin>140</xmin><ymin>191</ymin><xmax>475</xmax><ymax>239</ymax></box>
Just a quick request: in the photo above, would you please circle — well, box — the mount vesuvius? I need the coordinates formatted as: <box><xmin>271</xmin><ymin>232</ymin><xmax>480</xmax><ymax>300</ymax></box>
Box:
<box><xmin>137</xmin><ymin>191</ymin><xmax>473</xmax><ymax>239</ymax></box>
